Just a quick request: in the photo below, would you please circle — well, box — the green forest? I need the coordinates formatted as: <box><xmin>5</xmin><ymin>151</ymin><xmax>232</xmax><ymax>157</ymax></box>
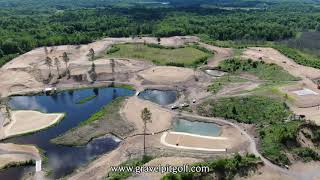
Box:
<box><xmin>1</xmin><ymin>0</ymin><xmax>320</xmax><ymax>66</ymax></box>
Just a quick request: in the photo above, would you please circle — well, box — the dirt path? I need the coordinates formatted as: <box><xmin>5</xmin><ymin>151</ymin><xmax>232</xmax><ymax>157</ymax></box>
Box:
<box><xmin>198</xmin><ymin>42</ymin><xmax>234</xmax><ymax>67</ymax></box>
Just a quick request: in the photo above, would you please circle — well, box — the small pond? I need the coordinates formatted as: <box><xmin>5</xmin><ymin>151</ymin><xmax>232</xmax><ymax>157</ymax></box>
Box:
<box><xmin>172</xmin><ymin>118</ymin><xmax>221</xmax><ymax>137</ymax></box>
<box><xmin>204</xmin><ymin>69</ymin><xmax>225</xmax><ymax>77</ymax></box>
<box><xmin>0</xmin><ymin>87</ymin><xmax>135</xmax><ymax>180</ymax></box>
<box><xmin>138</xmin><ymin>89</ymin><xmax>177</xmax><ymax>105</ymax></box>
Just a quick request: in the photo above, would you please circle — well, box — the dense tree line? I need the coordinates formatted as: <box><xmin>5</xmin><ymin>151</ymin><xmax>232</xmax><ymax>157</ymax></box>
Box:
<box><xmin>1</xmin><ymin>1</ymin><xmax>320</xmax><ymax>66</ymax></box>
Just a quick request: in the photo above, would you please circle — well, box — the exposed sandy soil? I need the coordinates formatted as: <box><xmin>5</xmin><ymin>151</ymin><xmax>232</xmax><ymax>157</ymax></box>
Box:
<box><xmin>0</xmin><ymin>36</ymin><xmax>198</xmax><ymax>98</ymax></box>
<box><xmin>217</xmin><ymin>82</ymin><xmax>261</xmax><ymax>96</ymax></box>
<box><xmin>164</xmin><ymin>132</ymin><xmax>229</xmax><ymax>150</ymax></box>
<box><xmin>198</xmin><ymin>42</ymin><xmax>234</xmax><ymax>67</ymax></box>
<box><xmin>0</xmin><ymin>143</ymin><xmax>40</xmax><ymax>168</ymax></box>
<box><xmin>128</xmin><ymin>157</ymin><xmax>202</xmax><ymax>180</ymax></box>
<box><xmin>137</xmin><ymin>66</ymin><xmax>194</xmax><ymax>85</ymax></box>
<box><xmin>121</xmin><ymin>96</ymin><xmax>173</xmax><ymax>134</ymax></box>
<box><xmin>242</xmin><ymin>47</ymin><xmax>320</xmax><ymax>85</ymax></box>
<box><xmin>163</xmin><ymin>125</ymin><xmax>247</xmax><ymax>152</ymax></box>
<box><xmin>2</xmin><ymin>110</ymin><xmax>64</xmax><ymax>139</ymax></box>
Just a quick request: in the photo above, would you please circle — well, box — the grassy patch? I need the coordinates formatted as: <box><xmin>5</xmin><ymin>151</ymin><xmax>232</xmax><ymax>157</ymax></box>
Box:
<box><xmin>162</xmin><ymin>154</ymin><xmax>261</xmax><ymax>180</ymax></box>
<box><xmin>76</xmin><ymin>95</ymin><xmax>97</xmax><ymax>104</ymax></box>
<box><xmin>113</xmin><ymin>84</ymin><xmax>135</xmax><ymax>91</ymax></box>
<box><xmin>217</xmin><ymin>58</ymin><xmax>300</xmax><ymax>82</ymax></box>
<box><xmin>106</xmin><ymin>156</ymin><xmax>153</xmax><ymax>180</ymax></box>
<box><xmin>207</xmin><ymin>75</ymin><xmax>248</xmax><ymax>94</ymax></box>
<box><xmin>106</xmin><ymin>43</ymin><xmax>211</xmax><ymax>67</ymax></box>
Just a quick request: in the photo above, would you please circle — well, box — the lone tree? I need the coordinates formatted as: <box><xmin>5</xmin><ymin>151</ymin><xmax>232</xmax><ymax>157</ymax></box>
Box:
<box><xmin>44</xmin><ymin>56</ymin><xmax>53</xmax><ymax>77</ymax></box>
<box><xmin>157</xmin><ymin>37</ymin><xmax>161</xmax><ymax>45</ymax></box>
<box><xmin>141</xmin><ymin>108</ymin><xmax>152</xmax><ymax>157</ymax></box>
<box><xmin>88</xmin><ymin>48</ymin><xmax>95</xmax><ymax>61</ymax></box>
<box><xmin>62</xmin><ymin>52</ymin><xmax>70</xmax><ymax>77</ymax></box>
<box><xmin>110</xmin><ymin>58</ymin><xmax>115</xmax><ymax>81</ymax></box>
<box><xmin>54</xmin><ymin>57</ymin><xmax>61</xmax><ymax>78</ymax></box>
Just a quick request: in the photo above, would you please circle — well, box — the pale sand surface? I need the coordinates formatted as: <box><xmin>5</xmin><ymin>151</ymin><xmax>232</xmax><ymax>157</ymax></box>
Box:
<box><xmin>163</xmin><ymin>125</ymin><xmax>246</xmax><ymax>151</ymax></box>
<box><xmin>129</xmin><ymin>157</ymin><xmax>202</xmax><ymax>180</ymax></box>
<box><xmin>138</xmin><ymin>66</ymin><xmax>194</xmax><ymax>84</ymax></box>
<box><xmin>164</xmin><ymin>132</ymin><xmax>229</xmax><ymax>150</ymax></box>
<box><xmin>4</xmin><ymin>110</ymin><xmax>64</xmax><ymax>138</ymax></box>
<box><xmin>121</xmin><ymin>96</ymin><xmax>173</xmax><ymax>134</ymax></box>
<box><xmin>0</xmin><ymin>154</ymin><xmax>32</xmax><ymax>169</ymax></box>
<box><xmin>198</xmin><ymin>42</ymin><xmax>234</xmax><ymax>67</ymax></box>
<box><xmin>0</xmin><ymin>143</ymin><xmax>40</xmax><ymax>168</ymax></box>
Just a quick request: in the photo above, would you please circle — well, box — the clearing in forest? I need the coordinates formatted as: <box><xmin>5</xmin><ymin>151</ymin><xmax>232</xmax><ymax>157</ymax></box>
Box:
<box><xmin>106</xmin><ymin>44</ymin><xmax>210</xmax><ymax>67</ymax></box>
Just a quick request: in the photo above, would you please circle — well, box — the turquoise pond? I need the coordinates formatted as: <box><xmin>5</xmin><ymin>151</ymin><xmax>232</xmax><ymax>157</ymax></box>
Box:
<box><xmin>172</xmin><ymin>119</ymin><xmax>221</xmax><ymax>137</ymax></box>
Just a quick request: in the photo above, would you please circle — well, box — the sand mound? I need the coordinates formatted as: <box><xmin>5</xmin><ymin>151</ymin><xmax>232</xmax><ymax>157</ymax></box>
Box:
<box><xmin>3</xmin><ymin>111</ymin><xmax>64</xmax><ymax>138</ymax></box>
<box><xmin>138</xmin><ymin>66</ymin><xmax>194</xmax><ymax>84</ymax></box>
<box><xmin>121</xmin><ymin>97</ymin><xmax>173</xmax><ymax>134</ymax></box>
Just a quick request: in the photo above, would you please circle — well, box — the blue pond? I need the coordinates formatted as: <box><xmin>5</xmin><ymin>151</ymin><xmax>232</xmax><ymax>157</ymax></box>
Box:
<box><xmin>138</xmin><ymin>89</ymin><xmax>177</xmax><ymax>105</ymax></box>
<box><xmin>172</xmin><ymin>119</ymin><xmax>221</xmax><ymax>137</ymax></box>
<box><xmin>0</xmin><ymin>87</ymin><xmax>135</xmax><ymax>180</ymax></box>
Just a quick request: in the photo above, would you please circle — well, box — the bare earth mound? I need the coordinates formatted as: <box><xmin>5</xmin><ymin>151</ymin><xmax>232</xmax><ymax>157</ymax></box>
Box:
<box><xmin>0</xmin><ymin>143</ymin><xmax>40</xmax><ymax>169</ymax></box>
<box><xmin>121</xmin><ymin>96</ymin><xmax>173</xmax><ymax>134</ymax></box>
<box><xmin>138</xmin><ymin>66</ymin><xmax>194</xmax><ymax>85</ymax></box>
<box><xmin>3</xmin><ymin>110</ymin><xmax>64</xmax><ymax>139</ymax></box>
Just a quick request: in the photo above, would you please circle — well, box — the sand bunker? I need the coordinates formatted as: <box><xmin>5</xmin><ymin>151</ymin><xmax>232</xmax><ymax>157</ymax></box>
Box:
<box><xmin>293</xmin><ymin>88</ymin><xmax>318</xmax><ymax>96</ymax></box>
<box><xmin>3</xmin><ymin>110</ymin><xmax>64</xmax><ymax>138</ymax></box>
<box><xmin>138</xmin><ymin>66</ymin><xmax>194</xmax><ymax>84</ymax></box>
<box><xmin>282</xmin><ymin>84</ymin><xmax>320</xmax><ymax>108</ymax></box>
<box><xmin>121</xmin><ymin>97</ymin><xmax>173</xmax><ymax>134</ymax></box>
<box><xmin>161</xmin><ymin>131</ymin><xmax>228</xmax><ymax>152</ymax></box>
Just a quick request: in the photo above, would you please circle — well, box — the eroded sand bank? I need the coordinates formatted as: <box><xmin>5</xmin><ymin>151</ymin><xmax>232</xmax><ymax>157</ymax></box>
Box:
<box><xmin>2</xmin><ymin>110</ymin><xmax>64</xmax><ymax>139</ymax></box>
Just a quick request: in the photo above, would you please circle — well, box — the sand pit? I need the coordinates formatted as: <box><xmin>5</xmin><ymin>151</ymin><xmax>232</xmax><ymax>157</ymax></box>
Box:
<box><xmin>161</xmin><ymin>132</ymin><xmax>228</xmax><ymax>152</ymax></box>
<box><xmin>138</xmin><ymin>66</ymin><xmax>194</xmax><ymax>84</ymax></box>
<box><xmin>3</xmin><ymin>110</ymin><xmax>64</xmax><ymax>138</ymax></box>
<box><xmin>121</xmin><ymin>97</ymin><xmax>173</xmax><ymax>134</ymax></box>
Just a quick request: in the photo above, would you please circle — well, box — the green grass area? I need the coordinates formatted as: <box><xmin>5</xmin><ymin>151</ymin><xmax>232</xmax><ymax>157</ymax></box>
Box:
<box><xmin>106</xmin><ymin>156</ymin><xmax>153</xmax><ymax>180</ymax></box>
<box><xmin>197</xmin><ymin>96</ymin><xmax>291</xmax><ymax>125</ymax></box>
<box><xmin>80</xmin><ymin>97</ymin><xmax>124</xmax><ymax>127</ymax></box>
<box><xmin>106</xmin><ymin>43</ymin><xmax>211</xmax><ymax>67</ymax></box>
<box><xmin>162</xmin><ymin>154</ymin><xmax>261</xmax><ymax>180</ymax></box>
<box><xmin>76</xmin><ymin>95</ymin><xmax>97</xmax><ymax>104</ymax></box>
<box><xmin>207</xmin><ymin>75</ymin><xmax>248</xmax><ymax>94</ymax></box>
<box><xmin>113</xmin><ymin>84</ymin><xmax>135</xmax><ymax>91</ymax></box>
<box><xmin>273</xmin><ymin>45</ymin><xmax>320</xmax><ymax>69</ymax></box>
<box><xmin>217</xmin><ymin>58</ymin><xmax>300</xmax><ymax>82</ymax></box>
